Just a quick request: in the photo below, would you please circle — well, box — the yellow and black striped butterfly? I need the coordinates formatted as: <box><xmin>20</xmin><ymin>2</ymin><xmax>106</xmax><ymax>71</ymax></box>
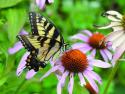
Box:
<box><xmin>17</xmin><ymin>12</ymin><xmax>65</xmax><ymax>72</ymax></box>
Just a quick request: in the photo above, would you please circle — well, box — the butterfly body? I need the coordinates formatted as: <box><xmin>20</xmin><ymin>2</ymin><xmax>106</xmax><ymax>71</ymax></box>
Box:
<box><xmin>17</xmin><ymin>12</ymin><xmax>64</xmax><ymax>72</ymax></box>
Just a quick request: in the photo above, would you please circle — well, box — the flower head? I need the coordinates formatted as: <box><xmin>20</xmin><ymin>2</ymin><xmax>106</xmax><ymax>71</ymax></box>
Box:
<box><xmin>70</xmin><ymin>30</ymin><xmax>112</xmax><ymax>63</ymax></box>
<box><xmin>36</xmin><ymin>0</ymin><xmax>54</xmax><ymax>10</ymax></box>
<box><xmin>95</xmin><ymin>10</ymin><xmax>125</xmax><ymax>65</ymax></box>
<box><xmin>40</xmin><ymin>49</ymin><xmax>111</xmax><ymax>94</ymax></box>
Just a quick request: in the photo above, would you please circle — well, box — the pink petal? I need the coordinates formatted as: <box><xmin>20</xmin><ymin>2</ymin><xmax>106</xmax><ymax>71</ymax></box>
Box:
<box><xmin>57</xmin><ymin>82</ymin><xmax>62</xmax><ymax>94</ymax></box>
<box><xmin>112</xmin><ymin>41</ymin><xmax>125</xmax><ymax>66</ymax></box>
<box><xmin>100</xmin><ymin>50</ymin><xmax>108</xmax><ymax>62</ymax></box>
<box><xmin>8</xmin><ymin>42</ymin><xmax>23</xmax><ymax>54</ymax></box>
<box><xmin>86</xmin><ymin>66</ymin><xmax>93</xmax><ymax>71</ymax></box>
<box><xmin>57</xmin><ymin>71</ymin><xmax>69</xmax><ymax>94</ymax></box>
<box><xmin>85</xmin><ymin>70</ymin><xmax>102</xmax><ymax>84</ymax></box>
<box><xmin>48</xmin><ymin>0</ymin><xmax>54</xmax><ymax>3</ymax></box>
<box><xmin>78</xmin><ymin>73</ymin><xmax>86</xmax><ymax>86</ymax></box>
<box><xmin>70</xmin><ymin>33</ymin><xmax>89</xmax><ymax>42</ymax></box>
<box><xmin>60</xmin><ymin>71</ymin><xmax>69</xmax><ymax>87</ymax></box>
<box><xmin>90</xmin><ymin>49</ymin><xmax>96</xmax><ymax>58</ymax></box>
<box><xmin>82</xmin><ymin>30</ymin><xmax>92</xmax><ymax>36</ymax></box>
<box><xmin>16</xmin><ymin>52</ymin><xmax>30</xmax><ymax>76</ymax></box>
<box><xmin>36</xmin><ymin>0</ymin><xmax>46</xmax><ymax>10</ymax></box>
<box><xmin>26</xmin><ymin>69</ymin><xmax>37</xmax><ymax>79</ymax></box>
<box><xmin>78</xmin><ymin>45</ymin><xmax>92</xmax><ymax>53</ymax></box>
<box><xmin>40</xmin><ymin>65</ymin><xmax>60</xmax><ymax>81</ymax></box>
<box><xmin>68</xmin><ymin>73</ymin><xmax>74</xmax><ymax>94</ymax></box>
<box><xmin>83</xmin><ymin>70</ymin><xmax>98</xmax><ymax>93</ymax></box>
<box><xmin>103</xmin><ymin>49</ymin><xmax>112</xmax><ymax>60</ymax></box>
<box><xmin>71</xmin><ymin>43</ymin><xmax>89</xmax><ymax>49</ymax></box>
<box><xmin>90</xmin><ymin>59</ymin><xmax>111</xmax><ymax>68</ymax></box>
<box><xmin>19</xmin><ymin>29</ymin><xmax>28</xmax><ymax>35</ymax></box>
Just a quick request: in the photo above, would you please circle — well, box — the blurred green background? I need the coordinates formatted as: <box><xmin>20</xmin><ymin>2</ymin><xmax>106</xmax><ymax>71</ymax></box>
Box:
<box><xmin>0</xmin><ymin>0</ymin><xmax>125</xmax><ymax>94</ymax></box>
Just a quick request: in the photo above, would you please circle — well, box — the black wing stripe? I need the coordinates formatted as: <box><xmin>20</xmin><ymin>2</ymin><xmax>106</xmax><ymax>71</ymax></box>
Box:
<box><xmin>17</xmin><ymin>35</ymin><xmax>36</xmax><ymax>51</ymax></box>
<box><xmin>40</xmin><ymin>37</ymin><xmax>48</xmax><ymax>47</ymax></box>
<box><xmin>45</xmin><ymin>23</ymin><xmax>53</xmax><ymax>36</ymax></box>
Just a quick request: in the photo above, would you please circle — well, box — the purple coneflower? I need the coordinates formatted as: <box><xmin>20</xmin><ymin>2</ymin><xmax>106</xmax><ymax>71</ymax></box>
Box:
<box><xmin>95</xmin><ymin>10</ymin><xmax>125</xmax><ymax>65</ymax></box>
<box><xmin>40</xmin><ymin>49</ymin><xmax>111</xmax><ymax>94</ymax></box>
<box><xmin>70</xmin><ymin>30</ymin><xmax>112</xmax><ymax>63</ymax></box>
<box><xmin>35</xmin><ymin>0</ymin><xmax>54</xmax><ymax>10</ymax></box>
<box><xmin>8</xmin><ymin>30</ymin><xmax>37</xmax><ymax>79</ymax></box>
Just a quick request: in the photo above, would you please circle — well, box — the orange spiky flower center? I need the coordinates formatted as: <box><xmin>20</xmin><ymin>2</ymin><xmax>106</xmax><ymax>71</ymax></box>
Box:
<box><xmin>88</xmin><ymin>33</ymin><xmax>106</xmax><ymax>49</ymax></box>
<box><xmin>61</xmin><ymin>49</ymin><xmax>88</xmax><ymax>72</ymax></box>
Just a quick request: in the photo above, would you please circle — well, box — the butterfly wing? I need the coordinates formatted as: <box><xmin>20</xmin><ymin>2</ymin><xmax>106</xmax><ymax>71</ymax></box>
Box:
<box><xmin>17</xmin><ymin>12</ymin><xmax>65</xmax><ymax>71</ymax></box>
<box><xmin>29</xmin><ymin>12</ymin><xmax>63</xmax><ymax>39</ymax></box>
<box><xmin>29</xmin><ymin>12</ymin><xmax>64</xmax><ymax>60</ymax></box>
<box><xmin>17</xmin><ymin>35</ymin><xmax>63</xmax><ymax>71</ymax></box>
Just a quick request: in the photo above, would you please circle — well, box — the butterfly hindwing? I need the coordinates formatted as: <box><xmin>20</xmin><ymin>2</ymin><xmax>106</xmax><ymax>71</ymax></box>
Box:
<box><xmin>26</xmin><ymin>53</ymin><xmax>47</xmax><ymax>71</ymax></box>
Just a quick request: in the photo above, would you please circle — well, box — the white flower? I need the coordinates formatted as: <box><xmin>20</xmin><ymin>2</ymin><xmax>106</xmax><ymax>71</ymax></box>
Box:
<box><xmin>95</xmin><ymin>10</ymin><xmax>125</xmax><ymax>66</ymax></box>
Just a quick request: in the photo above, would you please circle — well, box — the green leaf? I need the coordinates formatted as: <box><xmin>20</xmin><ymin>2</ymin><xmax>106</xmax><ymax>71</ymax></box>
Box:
<box><xmin>0</xmin><ymin>0</ymin><xmax>23</xmax><ymax>8</ymax></box>
<box><xmin>5</xmin><ymin>6</ymin><xmax>27</xmax><ymax>44</ymax></box>
<box><xmin>0</xmin><ymin>76</ymin><xmax>7</xmax><ymax>87</ymax></box>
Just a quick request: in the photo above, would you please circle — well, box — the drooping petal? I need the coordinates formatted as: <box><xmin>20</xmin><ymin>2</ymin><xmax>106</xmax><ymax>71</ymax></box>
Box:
<box><xmin>40</xmin><ymin>65</ymin><xmax>60</xmax><ymax>81</ymax></box>
<box><xmin>26</xmin><ymin>69</ymin><xmax>37</xmax><ymax>79</ymax></box>
<box><xmin>97</xmin><ymin>22</ymin><xmax>121</xmax><ymax>29</ymax></box>
<box><xmin>8</xmin><ymin>42</ymin><xmax>23</xmax><ymax>54</ymax></box>
<box><xmin>112</xmin><ymin>41</ymin><xmax>125</xmax><ymax>66</ymax></box>
<box><xmin>82</xmin><ymin>30</ymin><xmax>92</xmax><ymax>36</ymax></box>
<box><xmin>112</xmin><ymin>26</ymin><xmax>124</xmax><ymax>32</ymax></box>
<box><xmin>60</xmin><ymin>71</ymin><xmax>69</xmax><ymax>87</ymax></box>
<box><xmin>112</xmin><ymin>33</ymin><xmax>125</xmax><ymax>50</ymax></box>
<box><xmin>103</xmin><ymin>49</ymin><xmax>112</xmax><ymax>60</ymax></box>
<box><xmin>57</xmin><ymin>82</ymin><xmax>62</xmax><ymax>94</ymax></box>
<box><xmin>78</xmin><ymin>73</ymin><xmax>86</xmax><ymax>86</ymax></box>
<box><xmin>68</xmin><ymin>73</ymin><xmax>74</xmax><ymax>94</ymax></box>
<box><xmin>90</xmin><ymin>49</ymin><xmax>96</xmax><ymax>58</ymax></box>
<box><xmin>104</xmin><ymin>10</ymin><xmax>123</xmax><ymax>21</ymax></box>
<box><xmin>90</xmin><ymin>59</ymin><xmax>111</xmax><ymax>68</ymax></box>
<box><xmin>16</xmin><ymin>52</ymin><xmax>30</xmax><ymax>76</ymax></box>
<box><xmin>70</xmin><ymin>33</ymin><xmax>89</xmax><ymax>42</ymax></box>
<box><xmin>85</xmin><ymin>70</ymin><xmax>102</xmax><ymax>84</ymax></box>
<box><xmin>105</xmin><ymin>30</ymin><xmax>124</xmax><ymax>42</ymax></box>
<box><xmin>36</xmin><ymin>0</ymin><xmax>46</xmax><ymax>10</ymax></box>
<box><xmin>57</xmin><ymin>71</ymin><xmax>69</xmax><ymax>94</ymax></box>
<box><xmin>100</xmin><ymin>50</ymin><xmax>108</xmax><ymax>62</ymax></box>
<box><xmin>83</xmin><ymin>71</ymin><xmax>98</xmax><ymax>93</ymax></box>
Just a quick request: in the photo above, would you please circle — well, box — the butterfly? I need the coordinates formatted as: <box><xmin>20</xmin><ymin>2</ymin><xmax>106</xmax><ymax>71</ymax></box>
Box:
<box><xmin>17</xmin><ymin>12</ymin><xmax>66</xmax><ymax>72</ymax></box>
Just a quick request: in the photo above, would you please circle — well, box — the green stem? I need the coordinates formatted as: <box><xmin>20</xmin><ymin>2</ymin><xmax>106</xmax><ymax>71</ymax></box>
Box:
<box><xmin>14</xmin><ymin>79</ymin><xmax>27</xmax><ymax>94</ymax></box>
<box><xmin>102</xmin><ymin>61</ymin><xmax>120</xmax><ymax>94</ymax></box>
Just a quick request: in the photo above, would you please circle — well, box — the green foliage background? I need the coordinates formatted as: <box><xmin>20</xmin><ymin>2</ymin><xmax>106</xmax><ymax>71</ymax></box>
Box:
<box><xmin>0</xmin><ymin>0</ymin><xmax>125</xmax><ymax>94</ymax></box>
